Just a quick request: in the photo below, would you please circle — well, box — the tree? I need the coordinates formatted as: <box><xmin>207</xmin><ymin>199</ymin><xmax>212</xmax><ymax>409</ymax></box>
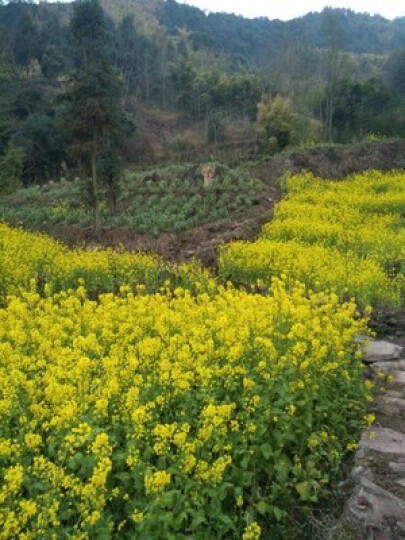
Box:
<box><xmin>13</xmin><ymin>112</ymin><xmax>67</xmax><ymax>184</ymax></box>
<box><xmin>0</xmin><ymin>143</ymin><xmax>25</xmax><ymax>195</ymax></box>
<box><xmin>331</xmin><ymin>78</ymin><xmax>391</xmax><ymax>142</ymax></box>
<box><xmin>0</xmin><ymin>52</ymin><xmax>14</xmax><ymax>155</ymax></box>
<box><xmin>98</xmin><ymin>138</ymin><xmax>122</xmax><ymax>215</ymax></box>
<box><xmin>321</xmin><ymin>9</ymin><xmax>344</xmax><ymax>141</ymax></box>
<box><xmin>256</xmin><ymin>95</ymin><xmax>320</xmax><ymax>152</ymax></box>
<box><xmin>66</xmin><ymin>0</ymin><xmax>126</xmax><ymax>229</ymax></box>
<box><xmin>168</xmin><ymin>58</ymin><xmax>196</xmax><ymax>113</ymax></box>
<box><xmin>6</xmin><ymin>1</ymin><xmax>37</xmax><ymax>75</ymax></box>
<box><xmin>384</xmin><ymin>50</ymin><xmax>405</xmax><ymax>98</ymax></box>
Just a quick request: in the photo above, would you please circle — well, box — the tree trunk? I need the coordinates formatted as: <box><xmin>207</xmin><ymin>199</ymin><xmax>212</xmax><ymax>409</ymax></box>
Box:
<box><xmin>107</xmin><ymin>175</ymin><xmax>116</xmax><ymax>217</ymax></box>
<box><xmin>91</xmin><ymin>150</ymin><xmax>100</xmax><ymax>229</ymax></box>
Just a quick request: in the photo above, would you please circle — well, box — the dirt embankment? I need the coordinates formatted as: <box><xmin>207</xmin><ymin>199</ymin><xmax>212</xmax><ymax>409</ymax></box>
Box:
<box><xmin>41</xmin><ymin>139</ymin><xmax>405</xmax><ymax>265</ymax></box>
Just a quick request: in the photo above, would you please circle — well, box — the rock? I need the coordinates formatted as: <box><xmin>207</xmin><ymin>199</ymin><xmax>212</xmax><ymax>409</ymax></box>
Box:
<box><xmin>351</xmin><ymin>465</ymin><xmax>373</xmax><ymax>482</ymax></box>
<box><xmin>363</xmin><ymin>365</ymin><xmax>375</xmax><ymax>380</ymax></box>
<box><xmin>363</xmin><ymin>340</ymin><xmax>402</xmax><ymax>364</ymax></box>
<box><xmin>372</xmin><ymin>360</ymin><xmax>405</xmax><ymax>373</ymax></box>
<box><xmin>389</xmin><ymin>371</ymin><xmax>405</xmax><ymax>385</ymax></box>
<box><xmin>386</xmin><ymin>390</ymin><xmax>405</xmax><ymax>399</ymax></box>
<box><xmin>343</xmin><ymin>335</ymin><xmax>405</xmax><ymax>538</ymax></box>
<box><xmin>378</xmin><ymin>396</ymin><xmax>405</xmax><ymax>416</ymax></box>
<box><xmin>389</xmin><ymin>462</ymin><xmax>405</xmax><ymax>475</ymax></box>
<box><xmin>346</xmin><ymin>477</ymin><xmax>405</xmax><ymax>534</ymax></box>
<box><xmin>360</xmin><ymin>428</ymin><xmax>405</xmax><ymax>456</ymax></box>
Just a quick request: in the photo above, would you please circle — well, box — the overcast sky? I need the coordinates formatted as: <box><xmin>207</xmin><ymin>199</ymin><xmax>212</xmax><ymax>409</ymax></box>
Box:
<box><xmin>182</xmin><ymin>1</ymin><xmax>404</xmax><ymax>21</ymax></box>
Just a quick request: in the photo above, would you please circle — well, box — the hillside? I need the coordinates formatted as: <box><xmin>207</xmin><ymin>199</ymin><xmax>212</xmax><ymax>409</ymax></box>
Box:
<box><xmin>0</xmin><ymin>0</ymin><xmax>404</xmax><ymax>214</ymax></box>
<box><xmin>39</xmin><ymin>0</ymin><xmax>405</xmax><ymax>55</ymax></box>
<box><xmin>157</xmin><ymin>2</ymin><xmax>405</xmax><ymax>56</ymax></box>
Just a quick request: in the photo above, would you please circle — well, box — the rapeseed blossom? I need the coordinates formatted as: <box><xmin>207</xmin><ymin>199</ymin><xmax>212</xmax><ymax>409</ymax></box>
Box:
<box><xmin>220</xmin><ymin>170</ymin><xmax>404</xmax><ymax>307</ymax></box>
<box><xmin>0</xmin><ymin>281</ymin><xmax>370</xmax><ymax>538</ymax></box>
<box><xmin>1</xmin><ymin>169</ymin><xmax>402</xmax><ymax>537</ymax></box>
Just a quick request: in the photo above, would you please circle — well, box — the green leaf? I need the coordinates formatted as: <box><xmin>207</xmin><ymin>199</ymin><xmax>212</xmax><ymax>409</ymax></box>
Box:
<box><xmin>256</xmin><ymin>500</ymin><xmax>269</xmax><ymax>515</ymax></box>
<box><xmin>272</xmin><ymin>506</ymin><xmax>286</xmax><ymax>521</ymax></box>
<box><xmin>114</xmin><ymin>471</ymin><xmax>132</xmax><ymax>484</ymax></box>
<box><xmin>260</xmin><ymin>442</ymin><xmax>273</xmax><ymax>460</ymax></box>
<box><xmin>296</xmin><ymin>481</ymin><xmax>312</xmax><ymax>501</ymax></box>
<box><xmin>190</xmin><ymin>513</ymin><xmax>206</xmax><ymax>529</ymax></box>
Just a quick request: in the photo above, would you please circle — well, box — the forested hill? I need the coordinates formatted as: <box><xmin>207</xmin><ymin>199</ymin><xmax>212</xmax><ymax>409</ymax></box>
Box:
<box><xmin>0</xmin><ymin>0</ymin><xmax>404</xmax><ymax>189</ymax></box>
<box><xmin>156</xmin><ymin>1</ymin><xmax>405</xmax><ymax>56</ymax></box>
<box><xmin>91</xmin><ymin>0</ymin><xmax>405</xmax><ymax>57</ymax></box>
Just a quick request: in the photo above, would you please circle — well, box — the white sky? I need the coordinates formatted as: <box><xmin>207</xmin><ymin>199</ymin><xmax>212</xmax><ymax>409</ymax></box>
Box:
<box><xmin>182</xmin><ymin>1</ymin><xmax>404</xmax><ymax>21</ymax></box>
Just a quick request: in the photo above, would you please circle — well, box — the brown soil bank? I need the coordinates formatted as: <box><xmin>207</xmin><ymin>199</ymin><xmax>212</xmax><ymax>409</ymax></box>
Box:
<box><xmin>41</xmin><ymin>139</ymin><xmax>405</xmax><ymax>265</ymax></box>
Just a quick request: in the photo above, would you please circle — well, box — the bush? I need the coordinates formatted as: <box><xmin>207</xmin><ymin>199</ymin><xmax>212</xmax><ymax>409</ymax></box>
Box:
<box><xmin>0</xmin><ymin>224</ymin><xmax>216</xmax><ymax>303</ymax></box>
<box><xmin>256</xmin><ymin>96</ymin><xmax>320</xmax><ymax>152</ymax></box>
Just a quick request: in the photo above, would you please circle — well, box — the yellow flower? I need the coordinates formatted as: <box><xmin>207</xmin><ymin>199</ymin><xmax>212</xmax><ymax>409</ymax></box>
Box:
<box><xmin>287</xmin><ymin>404</ymin><xmax>296</xmax><ymax>416</ymax></box>
<box><xmin>243</xmin><ymin>521</ymin><xmax>261</xmax><ymax>540</ymax></box>
<box><xmin>131</xmin><ymin>510</ymin><xmax>144</xmax><ymax>523</ymax></box>
<box><xmin>346</xmin><ymin>442</ymin><xmax>358</xmax><ymax>451</ymax></box>
<box><xmin>144</xmin><ymin>470</ymin><xmax>171</xmax><ymax>494</ymax></box>
<box><xmin>4</xmin><ymin>465</ymin><xmax>24</xmax><ymax>494</ymax></box>
<box><xmin>24</xmin><ymin>433</ymin><xmax>42</xmax><ymax>450</ymax></box>
<box><xmin>364</xmin><ymin>413</ymin><xmax>375</xmax><ymax>426</ymax></box>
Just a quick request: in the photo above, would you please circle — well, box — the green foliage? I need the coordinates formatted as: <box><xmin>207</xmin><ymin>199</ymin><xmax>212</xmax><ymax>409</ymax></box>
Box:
<box><xmin>168</xmin><ymin>63</ymin><xmax>261</xmax><ymax>119</ymax></box>
<box><xmin>66</xmin><ymin>0</ymin><xmax>128</xmax><ymax>228</ymax></box>
<box><xmin>115</xmin><ymin>165</ymin><xmax>263</xmax><ymax>233</ymax></box>
<box><xmin>0</xmin><ymin>53</ymin><xmax>13</xmax><ymax>155</ymax></box>
<box><xmin>12</xmin><ymin>113</ymin><xmax>67</xmax><ymax>184</ymax></box>
<box><xmin>0</xmin><ymin>143</ymin><xmax>25</xmax><ymax>195</ymax></box>
<box><xmin>256</xmin><ymin>96</ymin><xmax>320</xmax><ymax>152</ymax></box>
<box><xmin>0</xmin><ymin>164</ymin><xmax>264</xmax><ymax>234</ymax></box>
<box><xmin>0</xmin><ymin>0</ymin><xmax>403</xmax><ymax>182</ymax></box>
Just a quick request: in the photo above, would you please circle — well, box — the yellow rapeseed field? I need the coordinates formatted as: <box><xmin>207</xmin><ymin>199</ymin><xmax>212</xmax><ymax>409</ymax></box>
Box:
<box><xmin>220</xmin><ymin>170</ymin><xmax>405</xmax><ymax>307</ymax></box>
<box><xmin>0</xmin><ymin>282</ymin><xmax>370</xmax><ymax>538</ymax></box>
<box><xmin>0</xmin><ymin>224</ymin><xmax>216</xmax><ymax>302</ymax></box>
<box><xmin>0</xmin><ymin>169</ymin><xmax>403</xmax><ymax>538</ymax></box>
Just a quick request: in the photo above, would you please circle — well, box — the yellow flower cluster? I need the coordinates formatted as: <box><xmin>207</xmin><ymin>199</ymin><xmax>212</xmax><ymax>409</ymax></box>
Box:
<box><xmin>0</xmin><ymin>280</ymin><xmax>370</xmax><ymax>538</ymax></box>
<box><xmin>242</xmin><ymin>521</ymin><xmax>262</xmax><ymax>540</ymax></box>
<box><xmin>1</xmin><ymin>171</ymin><xmax>395</xmax><ymax>537</ymax></box>
<box><xmin>0</xmin><ymin>224</ymin><xmax>216</xmax><ymax>302</ymax></box>
<box><xmin>219</xmin><ymin>170</ymin><xmax>404</xmax><ymax>307</ymax></box>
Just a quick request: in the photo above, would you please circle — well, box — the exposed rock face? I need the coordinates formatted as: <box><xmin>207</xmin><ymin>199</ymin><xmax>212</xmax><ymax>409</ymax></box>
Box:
<box><xmin>342</xmin><ymin>341</ymin><xmax>405</xmax><ymax>539</ymax></box>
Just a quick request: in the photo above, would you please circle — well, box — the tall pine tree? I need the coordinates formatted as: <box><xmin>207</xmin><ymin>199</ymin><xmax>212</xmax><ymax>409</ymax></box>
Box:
<box><xmin>66</xmin><ymin>0</ymin><xmax>124</xmax><ymax>229</ymax></box>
